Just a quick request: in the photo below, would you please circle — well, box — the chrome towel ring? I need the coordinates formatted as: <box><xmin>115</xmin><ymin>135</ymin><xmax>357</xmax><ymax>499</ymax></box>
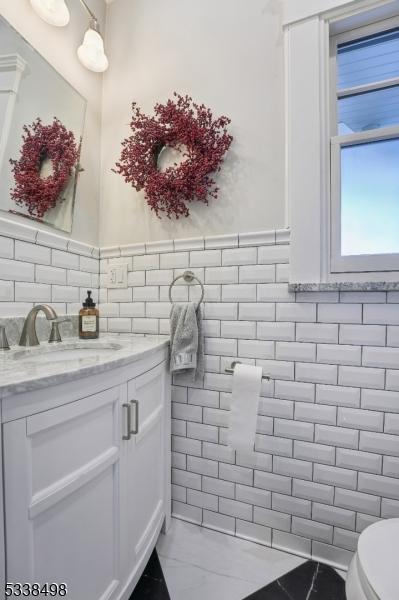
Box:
<box><xmin>169</xmin><ymin>270</ymin><xmax>205</xmax><ymax>304</ymax></box>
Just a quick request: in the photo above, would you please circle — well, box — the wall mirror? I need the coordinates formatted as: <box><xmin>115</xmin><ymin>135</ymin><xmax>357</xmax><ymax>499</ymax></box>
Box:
<box><xmin>0</xmin><ymin>16</ymin><xmax>86</xmax><ymax>233</ymax></box>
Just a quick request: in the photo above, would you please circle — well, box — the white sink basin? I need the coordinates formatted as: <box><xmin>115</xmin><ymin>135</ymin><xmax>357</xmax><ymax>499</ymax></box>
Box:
<box><xmin>7</xmin><ymin>342</ymin><xmax>123</xmax><ymax>364</ymax></box>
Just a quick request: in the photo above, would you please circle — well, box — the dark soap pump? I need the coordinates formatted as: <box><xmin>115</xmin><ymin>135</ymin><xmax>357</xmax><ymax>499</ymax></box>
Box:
<box><xmin>79</xmin><ymin>290</ymin><xmax>99</xmax><ymax>339</ymax></box>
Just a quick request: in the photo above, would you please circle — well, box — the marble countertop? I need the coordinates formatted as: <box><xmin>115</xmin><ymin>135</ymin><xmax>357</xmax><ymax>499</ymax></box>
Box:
<box><xmin>288</xmin><ymin>282</ymin><xmax>399</xmax><ymax>292</ymax></box>
<box><xmin>0</xmin><ymin>335</ymin><xmax>170</xmax><ymax>398</ymax></box>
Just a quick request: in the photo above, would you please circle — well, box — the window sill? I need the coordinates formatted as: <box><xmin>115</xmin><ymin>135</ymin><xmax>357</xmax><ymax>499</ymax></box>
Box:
<box><xmin>288</xmin><ymin>282</ymin><xmax>399</xmax><ymax>292</ymax></box>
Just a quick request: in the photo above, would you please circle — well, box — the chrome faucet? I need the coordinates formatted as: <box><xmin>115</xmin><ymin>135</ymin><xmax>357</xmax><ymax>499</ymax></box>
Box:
<box><xmin>19</xmin><ymin>304</ymin><xmax>58</xmax><ymax>347</ymax></box>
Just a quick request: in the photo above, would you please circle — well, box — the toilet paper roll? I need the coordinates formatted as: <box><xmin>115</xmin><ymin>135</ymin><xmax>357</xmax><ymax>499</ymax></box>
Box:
<box><xmin>226</xmin><ymin>363</ymin><xmax>263</xmax><ymax>454</ymax></box>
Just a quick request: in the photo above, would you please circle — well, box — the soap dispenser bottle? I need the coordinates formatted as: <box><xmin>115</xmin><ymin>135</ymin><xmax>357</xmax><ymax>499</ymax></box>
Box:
<box><xmin>79</xmin><ymin>290</ymin><xmax>99</xmax><ymax>339</ymax></box>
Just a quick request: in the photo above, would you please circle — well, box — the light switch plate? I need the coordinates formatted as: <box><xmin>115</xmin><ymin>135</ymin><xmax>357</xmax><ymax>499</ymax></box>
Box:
<box><xmin>108</xmin><ymin>262</ymin><xmax>128</xmax><ymax>288</ymax></box>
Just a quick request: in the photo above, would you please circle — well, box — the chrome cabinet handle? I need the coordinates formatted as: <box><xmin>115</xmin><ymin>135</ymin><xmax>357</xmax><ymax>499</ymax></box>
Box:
<box><xmin>122</xmin><ymin>403</ymin><xmax>131</xmax><ymax>440</ymax></box>
<box><xmin>130</xmin><ymin>400</ymin><xmax>139</xmax><ymax>435</ymax></box>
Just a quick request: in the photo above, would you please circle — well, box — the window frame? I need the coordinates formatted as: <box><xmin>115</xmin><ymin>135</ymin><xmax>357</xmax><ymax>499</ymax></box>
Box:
<box><xmin>330</xmin><ymin>16</ymin><xmax>399</xmax><ymax>273</ymax></box>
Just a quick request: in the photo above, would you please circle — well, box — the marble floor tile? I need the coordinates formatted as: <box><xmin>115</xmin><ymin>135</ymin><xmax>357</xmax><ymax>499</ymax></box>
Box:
<box><xmin>244</xmin><ymin>560</ymin><xmax>346</xmax><ymax>599</ymax></box>
<box><xmin>156</xmin><ymin>518</ymin><xmax>305</xmax><ymax>599</ymax></box>
<box><xmin>158</xmin><ymin>554</ymin><xmax>260</xmax><ymax>600</ymax></box>
<box><xmin>129</xmin><ymin>550</ymin><xmax>170</xmax><ymax>600</ymax></box>
<box><xmin>133</xmin><ymin>520</ymin><xmax>347</xmax><ymax>600</ymax></box>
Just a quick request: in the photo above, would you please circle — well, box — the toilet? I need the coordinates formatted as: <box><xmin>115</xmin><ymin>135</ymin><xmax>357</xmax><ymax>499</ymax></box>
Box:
<box><xmin>346</xmin><ymin>518</ymin><xmax>399</xmax><ymax>600</ymax></box>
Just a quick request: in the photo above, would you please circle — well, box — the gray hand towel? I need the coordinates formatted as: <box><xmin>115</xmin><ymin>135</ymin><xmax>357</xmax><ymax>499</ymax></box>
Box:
<box><xmin>170</xmin><ymin>302</ymin><xmax>204</xmax><ymax>382</ymax></box>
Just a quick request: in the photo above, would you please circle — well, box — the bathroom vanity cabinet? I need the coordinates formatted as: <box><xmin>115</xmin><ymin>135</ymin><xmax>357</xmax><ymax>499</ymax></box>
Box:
<box><xmin>0</xmin><ymin>340</ymin><xmax>170</xmax><ymax>600</ymax></box>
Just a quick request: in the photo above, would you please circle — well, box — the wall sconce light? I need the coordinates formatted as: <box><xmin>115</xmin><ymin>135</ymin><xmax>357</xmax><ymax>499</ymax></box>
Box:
<box><xmin>30</xmin><ymin>0</ymin><xmax>109</xmax><ymax>73</ymax></box>
<box><xmin>77</xmin><ymin>1</ymin><xmax>109</xmax><ymax>73</ymax></box>
<box><xmin>30</xmin><ymin>0</ymin><xmax>70</xmax><ymax>27</ymax></box>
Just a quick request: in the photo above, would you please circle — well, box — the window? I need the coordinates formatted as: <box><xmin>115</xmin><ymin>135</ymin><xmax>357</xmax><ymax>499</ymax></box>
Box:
<box><xmin>330</xmin><ymin>19</ymin><xmax>399</xmax><ymax>272</ymax></box>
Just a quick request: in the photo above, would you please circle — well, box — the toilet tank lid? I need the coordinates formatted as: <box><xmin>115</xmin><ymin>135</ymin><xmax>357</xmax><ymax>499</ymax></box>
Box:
<box><xmin>358</xmin><ymin>518</ymin><xmax>399</xmax><ymax>600</ymax></box>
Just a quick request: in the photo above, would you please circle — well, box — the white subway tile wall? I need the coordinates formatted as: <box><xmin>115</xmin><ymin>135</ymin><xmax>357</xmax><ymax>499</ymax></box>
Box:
<box><xmin>0</xmin><ymin>221</ymin><xmax>99</xmax><ymax>319</ymax></box>
<box><xmin>5</xmin><ymin>221</ymin><xmax>399</xmax><ymax>571</ymax></box>
<box><xmin>97</xmin><ymin>229</ymin><xmax>399</xmax><ymax>570</ymax></box>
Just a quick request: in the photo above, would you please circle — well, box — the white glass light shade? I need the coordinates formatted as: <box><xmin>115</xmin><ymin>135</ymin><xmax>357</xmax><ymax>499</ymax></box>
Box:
<box><xmin>30</xmin><ymin>0</ymin><xmax>70</xmax><ymax>27</ymax></box>
<box><xmin>77</xmin><ymin>28</ymin><xmax>109</xmax><ymax>73</ymax></box>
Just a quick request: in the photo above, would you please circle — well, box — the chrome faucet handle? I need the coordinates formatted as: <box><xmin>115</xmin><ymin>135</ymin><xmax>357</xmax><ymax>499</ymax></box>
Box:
<box><xmin>49</xmin><ymin>318</ymin><xmax>71</xmax><ymax>343</ymax></box>
<box><xmin>0</xmin><ymin>326</ymin><xmax>10</xmax><ymax>350</ymax></box>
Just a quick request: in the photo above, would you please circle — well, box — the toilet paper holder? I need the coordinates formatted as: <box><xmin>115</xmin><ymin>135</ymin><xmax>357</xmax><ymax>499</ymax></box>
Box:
<box><xmin>225</xmin><ymin>361</ymin><xmax>271</xmax><ymax>381</ymax></box>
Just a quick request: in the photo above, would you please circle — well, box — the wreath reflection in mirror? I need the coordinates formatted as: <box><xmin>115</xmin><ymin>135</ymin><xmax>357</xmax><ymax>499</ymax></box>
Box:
<box><xmin>113</xmin><ymin>93</ymin><xmax>233</xmax><ymax>219</ymax></box>
<box><xmin>10</xmin><ymin>117</ymin><xmax>80</xmax><ymax>219</ymax></box>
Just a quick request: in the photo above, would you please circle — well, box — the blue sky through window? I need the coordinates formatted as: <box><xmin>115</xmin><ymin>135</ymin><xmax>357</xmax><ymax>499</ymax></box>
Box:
<box><xmin>341</xmin><ymin>138</ymin><xmax>399</xmax><ymax>255</ymax></box>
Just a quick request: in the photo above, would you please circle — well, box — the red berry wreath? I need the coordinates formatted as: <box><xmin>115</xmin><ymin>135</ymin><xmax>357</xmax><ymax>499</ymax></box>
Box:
<box><xmin>113</xmin><ymin>93</ymin><xmax>233</xmax><ymax>218</ymax></box>
<box><xmin>10</xmin><ymin>117</ymin><xmax>80</xmax><ymax>219</ymax></box>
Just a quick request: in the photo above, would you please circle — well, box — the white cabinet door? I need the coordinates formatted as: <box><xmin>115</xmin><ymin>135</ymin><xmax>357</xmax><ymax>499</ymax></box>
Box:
<box><xmin>120</xmin><ymin>361</ymin><xmax>168</xmax><ymax>590</ymax></box>
<box><xmin>3</xmin><ymin>385</ymin><xmax>124</xmax><ymax>600</ymax></box>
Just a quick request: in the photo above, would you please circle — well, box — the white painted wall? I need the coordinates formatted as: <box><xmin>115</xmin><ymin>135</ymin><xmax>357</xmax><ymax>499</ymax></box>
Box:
<box><xmin>100</xmin><ymin>0</ymin><xmax>285</xmax><ymax>246</ymax></box>
<box><xmin>0</xmin><ymin>0</ymin><xmax>106</xmax><ymax>246</ymax></box>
